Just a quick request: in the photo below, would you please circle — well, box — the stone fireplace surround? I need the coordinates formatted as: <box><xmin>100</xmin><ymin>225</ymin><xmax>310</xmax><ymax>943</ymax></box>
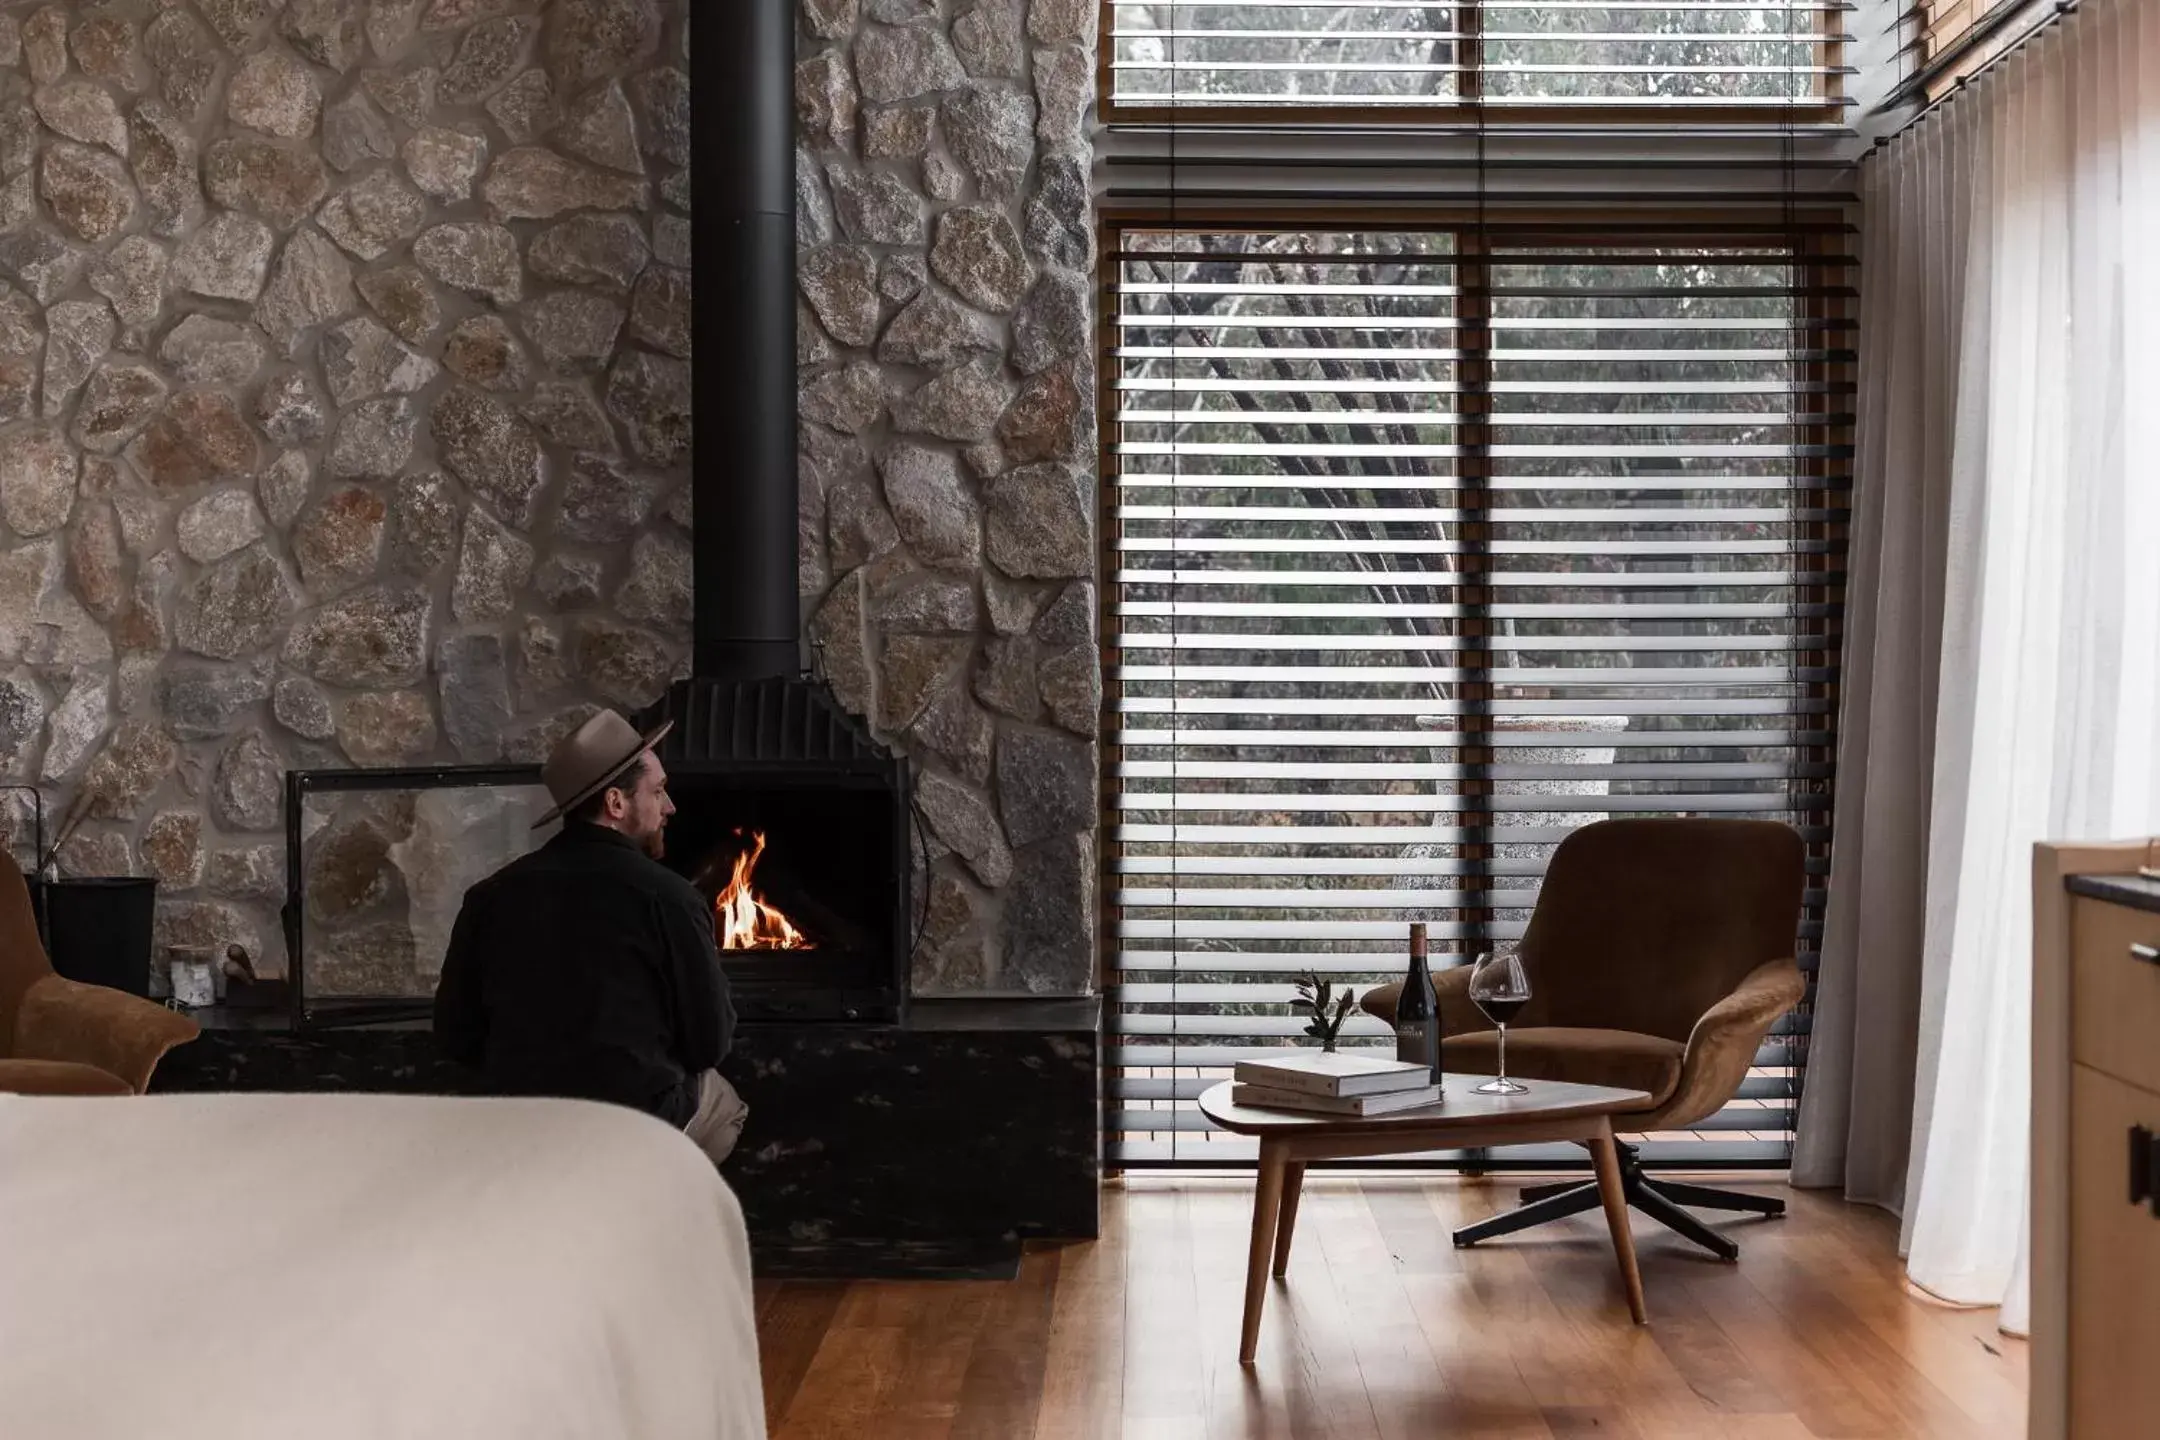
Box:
<box><xmin>0</xmin><ymin>0</ymin><xmax>1103</xmax><ymax>1009</ymax></box>
<box><xmin>1</xmin><ymin>0</ymin><xmax>1105</xmax><ymax>1273</ymax></box>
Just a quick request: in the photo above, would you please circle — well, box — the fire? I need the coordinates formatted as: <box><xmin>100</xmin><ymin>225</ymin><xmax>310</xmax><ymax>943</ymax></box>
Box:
<box><xmin>715</xmin><ymin>830</ymin><xmax>810</xmax><ymax>950</ymax></box>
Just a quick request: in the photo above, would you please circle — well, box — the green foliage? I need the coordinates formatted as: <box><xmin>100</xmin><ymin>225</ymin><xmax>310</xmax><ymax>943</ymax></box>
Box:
<box><xmin>1294</xmin><ymin>970</ymin><xmax>1359</xmax><ymax>1051</ymax></box>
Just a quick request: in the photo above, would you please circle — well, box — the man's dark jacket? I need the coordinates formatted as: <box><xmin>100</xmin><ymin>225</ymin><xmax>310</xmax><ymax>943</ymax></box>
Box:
<box><xmin>434</xmin><ymin>823</ymin><xmax>735</xmax><ymax>1127</ymax></box>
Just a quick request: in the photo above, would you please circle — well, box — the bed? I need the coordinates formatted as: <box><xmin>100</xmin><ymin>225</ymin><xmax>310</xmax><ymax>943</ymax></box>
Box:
<box><xmin>0</xmin><ymin>1092</ymin><xmax>766</xmax><ymax>1439</ymax></box>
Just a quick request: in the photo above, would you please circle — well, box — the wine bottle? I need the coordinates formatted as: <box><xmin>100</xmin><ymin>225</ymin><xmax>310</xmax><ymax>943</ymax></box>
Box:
<box><xmin>1395</xmin><ymin>921</ymin><xmax>1442</xmax><ymax>1087</ymax></box>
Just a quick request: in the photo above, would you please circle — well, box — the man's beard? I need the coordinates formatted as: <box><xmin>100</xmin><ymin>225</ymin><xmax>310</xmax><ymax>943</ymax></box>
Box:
<box><xmin>640</xmin><ymin>829</ymin><xmax>666</xmax><ymax>861</ymax></box>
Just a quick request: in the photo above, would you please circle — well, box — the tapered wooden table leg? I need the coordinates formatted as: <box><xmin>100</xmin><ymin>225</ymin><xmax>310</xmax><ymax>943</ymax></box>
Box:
<box><xmin>1240</xmin><ymin>1138</ymin><xmax>1289</xmax><ymax>1365</ymax></box>
<box><xmin>1272</xmin><ymin>1162</ymin><xmax>1307</xmax><ymax>1278</ymax></box>
<box><xmin>1590</xmin><ymin>1121</ymin><xmax>1647</xmax><ymax>1324</ymax></box>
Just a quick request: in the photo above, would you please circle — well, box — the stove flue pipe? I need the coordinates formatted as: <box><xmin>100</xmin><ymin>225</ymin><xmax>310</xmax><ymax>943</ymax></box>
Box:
<box><xmin>690</xmin><ymin>0</ymin><xmax>799</xmax><ymax>681</ymax></box>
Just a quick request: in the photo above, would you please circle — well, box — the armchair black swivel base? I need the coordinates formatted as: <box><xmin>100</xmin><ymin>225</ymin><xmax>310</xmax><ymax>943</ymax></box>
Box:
<box><xmin>1453</xmin><ymin>1141</ymin><xmax>1784</xmax><ymax>1262</ymax></box>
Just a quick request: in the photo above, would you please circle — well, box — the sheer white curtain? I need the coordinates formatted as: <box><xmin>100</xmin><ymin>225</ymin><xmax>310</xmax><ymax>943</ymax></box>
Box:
<box><xmin>1799</xmin><ymin>0</ymin><xmax>2160</xmax><ymax>1334</ymax></box>
<box><xmin>1789</xmin><ymin>98</ymin><xmax>1973</xmax><ymax>1216</ymax></box>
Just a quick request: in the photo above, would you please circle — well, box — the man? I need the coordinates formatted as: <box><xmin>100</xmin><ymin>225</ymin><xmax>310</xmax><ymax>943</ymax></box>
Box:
<box><xmin>434</xmin><ymin>709</ymin><xmax>746</xmax><ymax>1166</ymax></box>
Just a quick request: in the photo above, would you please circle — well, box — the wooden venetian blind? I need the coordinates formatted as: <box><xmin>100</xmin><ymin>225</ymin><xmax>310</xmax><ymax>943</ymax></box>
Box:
<box><xmin>1103</xmin><ymin>1</ymin><xmax>1854</xmax><ymax>114</ymax></box>
<box><xmin>1907</xmin><ymin>0</ymin><xmax>2054</xmax><ymax>97</ymax></box>
<box><xmin>1107</xmin><ymin>224</ymin><xmax>1852</xmax><ymax>1165</ymax></box>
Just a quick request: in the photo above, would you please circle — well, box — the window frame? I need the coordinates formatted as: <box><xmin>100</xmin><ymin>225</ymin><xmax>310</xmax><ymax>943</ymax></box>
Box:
<box><xmin>1092</xmin><ymin>208</ymin><xmax>1854</xmax><ymax>1169</ymax></box>
<box><xmin>1899</xmin><ymin>0</ymin><xmax>2057</xmax><ymax>103</ymax></box>
<box><xmin>1094</xmin><ymin>0</ymin><xmax>1856</xmax><ymax>129</ymax></box>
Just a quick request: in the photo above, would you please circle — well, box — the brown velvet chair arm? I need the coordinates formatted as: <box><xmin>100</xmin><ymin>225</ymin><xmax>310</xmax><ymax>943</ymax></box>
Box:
<box><xmin>1638</xmin><ymin>957</ymin><xmax>1805</xmax><ymax>1132</ymax></box>
<box><xmin>12</xmin><ymin>974</ymin><xmax>200</xmax><ymax>1093</ymax></box>
<box><xmin>1359</xmin><ymin>962</ymin><xmax>1480</xmax><ymax>1036</ymax></box>
<box><xmin>0</xmin><ymin>1057</ymin><xmax>135</xmax><ymax>1095</ymax></box>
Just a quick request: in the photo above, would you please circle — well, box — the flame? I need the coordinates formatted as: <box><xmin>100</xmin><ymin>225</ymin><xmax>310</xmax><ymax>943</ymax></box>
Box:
<box><xmin>715</xmin><ymin>830</ymin><xmax>810</xmax><ymax>950</ymax></box>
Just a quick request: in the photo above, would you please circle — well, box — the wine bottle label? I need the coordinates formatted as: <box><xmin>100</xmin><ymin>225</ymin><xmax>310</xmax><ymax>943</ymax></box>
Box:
<box><xmin>1395</xmin><ymin>1020</ymin><xmax>1434</xmax><ymax>1067</ymax></box>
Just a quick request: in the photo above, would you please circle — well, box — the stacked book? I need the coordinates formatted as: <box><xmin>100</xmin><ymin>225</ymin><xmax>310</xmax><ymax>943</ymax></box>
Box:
<box><xmin>1231</xmin><ymin>1052</ymin><xmax>1442</xmax><ymax>1116</ymax></box>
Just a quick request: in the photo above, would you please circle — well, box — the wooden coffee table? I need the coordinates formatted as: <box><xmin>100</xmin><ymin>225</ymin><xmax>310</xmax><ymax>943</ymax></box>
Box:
<box><xmin>1199</xmin><ymin>1074</ymin><xmax>1655</xmax><ymax>1363</ymax></box>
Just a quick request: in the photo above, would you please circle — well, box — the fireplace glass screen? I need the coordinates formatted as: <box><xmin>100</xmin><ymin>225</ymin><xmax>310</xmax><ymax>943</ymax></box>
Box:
<box><xmin>288</xmin><ymin>766</ymin><xmax>553</xmax><ymax>1023</ymax></box>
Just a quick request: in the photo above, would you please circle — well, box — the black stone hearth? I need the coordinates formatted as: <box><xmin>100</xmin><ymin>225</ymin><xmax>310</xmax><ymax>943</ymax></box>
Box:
<box><xmin>151</xmin><ymin>998</ymin><xmax>1099</xmax><ymax>1278</ymax></box>
<box><xmin>720</xmin><ymin>1000</ymin><xmax>1097</xmax><ymax>1276</ymax></box>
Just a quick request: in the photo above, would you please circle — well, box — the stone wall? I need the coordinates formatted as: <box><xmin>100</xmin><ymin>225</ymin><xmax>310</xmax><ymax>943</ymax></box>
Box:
<box><xmin>0</xmin><ymin>0</ymin><xmax>1100</xmax><ymax>998</ymax></box>
<box><xmin>792</xmin><ymin>0</ymin><xmax>1099</xmax><ymax>994</ymax></box>
<box><xmin>0</xmin><ymin>0</ymin><xmax>696</xmax><ymax>984</ymax></box>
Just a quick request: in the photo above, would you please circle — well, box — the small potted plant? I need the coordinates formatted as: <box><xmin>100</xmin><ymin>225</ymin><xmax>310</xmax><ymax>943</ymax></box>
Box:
<box><xmin>1293</xmin><ymin>970</ymin><xmax>1358</xmax><ymax>1053</ymax></box>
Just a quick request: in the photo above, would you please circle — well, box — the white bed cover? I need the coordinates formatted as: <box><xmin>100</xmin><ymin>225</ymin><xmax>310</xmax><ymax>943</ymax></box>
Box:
<box><xmin>0</xmin><ymin>1092</ymin><xmax>765</xmax><ymax>1440</ymax></box>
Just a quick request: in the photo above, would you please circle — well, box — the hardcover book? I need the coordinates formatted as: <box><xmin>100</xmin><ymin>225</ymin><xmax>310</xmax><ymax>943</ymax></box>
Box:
<box><xmin>1230</xmin><ymin>1082</ymin><xmax>1445</xmax><ymax>1116</ymax></box>
<box><xmin>1231</xmin><ymin>1051</ymin><xmax>1433</xmax><ymax>1098</ymax></box>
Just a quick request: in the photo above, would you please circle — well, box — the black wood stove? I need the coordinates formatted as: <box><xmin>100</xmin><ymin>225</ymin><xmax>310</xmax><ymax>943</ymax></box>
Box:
<box><xmin>634</xmin><ymin>0</ymin><xmax>910</xmax><ymax>1023</ymax></box>
<box><xmin>637</xmin><ymin>680</ymin><xmax>912</xmax><ymax>1024</ymax></box>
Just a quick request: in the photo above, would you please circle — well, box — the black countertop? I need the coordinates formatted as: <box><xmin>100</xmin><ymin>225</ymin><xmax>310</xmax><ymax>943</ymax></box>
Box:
<box><xmin>904</xmin><ymin>996</ymin><xmax>1099</xmax><ymax>1031</ymax></box>
<box><xmin>183</xmin><ymin>993</ymin><xmax>1101</xmax><ymax>1035</ymax></box>
<box><xmin>2067</xmin><ymin>872</ymin><xmax>2160</xmax><ymax>915</ymax></box>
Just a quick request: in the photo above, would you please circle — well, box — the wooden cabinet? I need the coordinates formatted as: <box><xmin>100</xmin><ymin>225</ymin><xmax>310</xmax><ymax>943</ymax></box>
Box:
<box><xmin>2067</xmin><ymin>1064</ymin><xmax>2160</xmax><ymax>1436</ymax></box>
<box><xmin>2070</xmin><ymin>896</ymin><xmax>2160</xmax><ymax>1095</ymax></box>
<box><xmin>2034</xmin><ymin>844</ymin><xmax>2160</xmax><ymax>1440</ymax></box>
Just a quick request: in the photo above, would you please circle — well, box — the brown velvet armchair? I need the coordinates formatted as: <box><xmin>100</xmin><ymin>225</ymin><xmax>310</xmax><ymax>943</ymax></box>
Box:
<box><xmin>0</xmin><ymin>860</ymin><xmax>198</xmax><ymax>1096</ymax></box>
<box><xmin>1362</xmin><ymin>817</ymin><xmax>1807</xmax><ymax>1260</ymax></box>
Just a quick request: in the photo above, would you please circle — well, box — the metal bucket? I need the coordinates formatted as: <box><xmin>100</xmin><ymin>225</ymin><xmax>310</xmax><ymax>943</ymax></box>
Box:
<box><xmin>31</xmin><ymin>876</ymin><xmax>159</xmax><ymax>997</ymax></box>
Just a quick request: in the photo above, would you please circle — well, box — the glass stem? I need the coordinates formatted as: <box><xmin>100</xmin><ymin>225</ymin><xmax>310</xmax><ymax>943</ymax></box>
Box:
<box><xmin>1497</xmin><ymin>1024</ymin><xmax>1507</xmax><ymax>1086</ymax></box>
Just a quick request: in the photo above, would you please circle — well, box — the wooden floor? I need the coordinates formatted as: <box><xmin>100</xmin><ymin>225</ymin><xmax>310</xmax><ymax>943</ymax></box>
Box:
<box><xmin>754</xmin><ymin>1174</ymin><xmax>2028</xmax><ymax>1439</ymax></box>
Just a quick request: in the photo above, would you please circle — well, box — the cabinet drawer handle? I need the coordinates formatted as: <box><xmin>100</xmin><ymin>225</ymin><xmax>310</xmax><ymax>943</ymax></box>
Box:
<box><xmin>2134</xmin><ymin>1126</ymin><xmax>2160</xmax><ymax>1216</ymax></box>
<box><xmin>2132</xmin><ymin>943</ymin><xmax>2160</xmax><ymax>966</ymax></box>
